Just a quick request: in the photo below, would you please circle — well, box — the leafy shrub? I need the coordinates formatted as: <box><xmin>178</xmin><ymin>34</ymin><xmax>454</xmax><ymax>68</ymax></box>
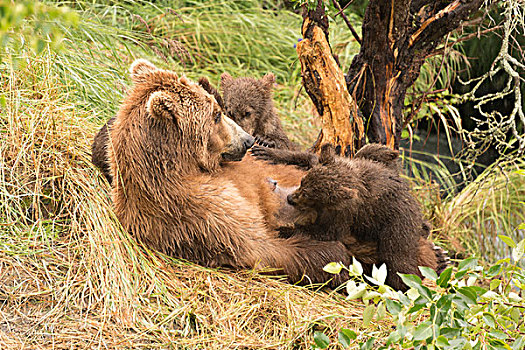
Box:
<box><xmin>319</xmin><ymin>233</ymin><xmax>525</xmax><ymax>350</ymax></box>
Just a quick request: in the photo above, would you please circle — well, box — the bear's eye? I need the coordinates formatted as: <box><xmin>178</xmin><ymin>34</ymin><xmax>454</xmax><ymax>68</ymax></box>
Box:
<box><xmin>245</xmin><ymin>111</ymin><xmax>251</xmax><ymax>118</ymax></box>
<box><xmin>214</xmin><ymin>111</ymin><xmax>222</xmax><ymax>124</ymax></box>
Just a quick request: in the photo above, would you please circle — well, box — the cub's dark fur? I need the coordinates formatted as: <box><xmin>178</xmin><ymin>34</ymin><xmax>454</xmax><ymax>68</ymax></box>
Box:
<box><xmin>220</xmin><ymin>73</ymin><xmax>295</xmax><ymax>150</ymax></box>
<box><xmin>284</xmin><ymin>144</ymin><xmax>438</xmax><ymax>291</ymax></box>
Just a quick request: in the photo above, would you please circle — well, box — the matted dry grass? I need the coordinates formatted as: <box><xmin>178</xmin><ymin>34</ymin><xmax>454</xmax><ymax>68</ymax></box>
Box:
<box><xmin>0</xmin><ymin>54</ymin><xmax>383</xmax><ymax>349</ymax></box>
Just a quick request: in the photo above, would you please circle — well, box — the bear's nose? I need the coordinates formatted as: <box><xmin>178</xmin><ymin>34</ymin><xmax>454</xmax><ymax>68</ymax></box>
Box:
<box><xmin>287</xmin><ymin>193</ymin><xmax>297</xmax><ymax>206</ymax></box>
<box><xmin>243</xmin><ymin>135</ymin><xmax>255</xmax><ymax>149</ymax></box>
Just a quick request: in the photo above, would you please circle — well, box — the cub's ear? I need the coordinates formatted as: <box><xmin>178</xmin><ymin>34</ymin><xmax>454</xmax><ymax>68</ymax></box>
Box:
<box><xmin>319</xmin><ymin>143</ymin><xmax>336</xmax><ymax>165</ymax></box>
<box><xmin>220</xmin><ymin>73</ymin><xmax>234</xmax><ymax>90</ymax></box>
<box><xmin>130</xmin><ymin>59</ymin><xmax>158</xmax><ymax>83</ymax></box>
<box><xmin>261</xmin><ymin>73</ymin><xmax>275</xmax><ymax>93</ymax></box>
<box><xmin>147</xmin><ymin>91</ymin><xmax>178</xmax><ymax>121</ymax></box>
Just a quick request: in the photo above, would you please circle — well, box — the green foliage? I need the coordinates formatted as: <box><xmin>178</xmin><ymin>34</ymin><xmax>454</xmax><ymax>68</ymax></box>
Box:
<box><xmin>323</xmin><ymin>235</ymin><xmax>525</xmax><ymax>349</ymax></box>
<box><xmin>444</xmin><ymin>160</ymin><xmax>525</xmax><ymax>264</ymax></box>
<box><xmin>0</xmin><ymin>0</ymin><xmax>78</xmax><ymax>58</ymax></box>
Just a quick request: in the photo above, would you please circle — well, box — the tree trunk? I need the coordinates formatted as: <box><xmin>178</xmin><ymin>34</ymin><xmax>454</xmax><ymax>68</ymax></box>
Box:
<box><xmin>346</xmin><ymin>0</ymin><xmax>484</xmax><ymax>150</ymax></box>
<box><xmin>296</xmin><ymin>1</ymin><xmax>365</xmax><ymax>156</ymax></box>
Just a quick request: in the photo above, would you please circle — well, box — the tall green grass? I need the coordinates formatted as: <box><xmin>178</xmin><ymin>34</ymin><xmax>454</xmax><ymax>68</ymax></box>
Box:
<box><xmin>22</xmin><ymin>0</ymin><xmax>361</xmax><ymax>140</ymax></box>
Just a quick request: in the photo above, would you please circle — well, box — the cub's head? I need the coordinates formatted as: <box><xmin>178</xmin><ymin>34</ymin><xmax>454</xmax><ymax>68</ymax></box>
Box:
<box><xmin>116</xmin><ymin>59</ymin><xmax>254</xmax><ymax>174</ymax></box>
<box><xmin>220</xmin><ymin>72</ymin><xmax>275</xmax><ymax>134</ymax></box>
<box><xmin>286</xmin><ymin>144</ymin><xmax>364</xmax><ymax>216</ymax></box>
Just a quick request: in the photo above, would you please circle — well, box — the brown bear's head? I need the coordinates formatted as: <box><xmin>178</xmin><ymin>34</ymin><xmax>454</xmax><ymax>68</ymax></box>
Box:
<box><xmin>116</xmin><ymin>59</ymin><xmax>254</xmax><ymax>175</ymax></box>
<box><xmin>220</xmin><ymin>72</ymin><xmax>275</xmax><ymax>135</ymax></box>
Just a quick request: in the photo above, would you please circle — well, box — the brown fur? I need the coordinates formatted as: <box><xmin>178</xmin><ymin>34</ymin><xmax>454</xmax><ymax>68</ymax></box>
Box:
<box><xmin>251</xmin><ymin>142</ymin><xmax>400</xmax><ymax>170</ymax></box>
<box><xmin>92</xmin><ymin>77</ymin><xmax>226</xmax><ymax>184</ymax></box>
<box><xmin>282</xmin><ymin>144</ymin><xmax>436</xmax><ymax>291</ymax></box>
<box><xmin>220</xmin><ymin>73</ymin><xmax>295</xmax><ymax>150</ymax></box>
<box><xmin>109</xmin><ymin>59</ymin><xmax>350</xmax><ymax>286</ymax></box>
<box><xmin>270</xmin><ymin>179</ymin><xmax>448</xmax><ymax>277</ymax></box>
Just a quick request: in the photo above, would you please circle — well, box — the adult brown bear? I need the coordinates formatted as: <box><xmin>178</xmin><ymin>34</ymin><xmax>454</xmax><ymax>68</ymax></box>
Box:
<box><xmin>108</xmin><ymin>59</ymin><xmax>350</xmax><ymax>286</ymax></box>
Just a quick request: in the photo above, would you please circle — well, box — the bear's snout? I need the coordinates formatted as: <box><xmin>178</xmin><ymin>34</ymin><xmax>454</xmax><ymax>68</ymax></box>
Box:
<box><xmin>243</xmin><ymin>134</ymin><xmax>255</xmax><ymax>150</ymax></box>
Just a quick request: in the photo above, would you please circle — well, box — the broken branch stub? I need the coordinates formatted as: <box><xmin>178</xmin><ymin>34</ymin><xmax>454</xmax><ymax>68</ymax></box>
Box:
<box><xmin>297</xmin><ymin>6</ymin><xmax>364</xmax><ymax>156</ymax></box>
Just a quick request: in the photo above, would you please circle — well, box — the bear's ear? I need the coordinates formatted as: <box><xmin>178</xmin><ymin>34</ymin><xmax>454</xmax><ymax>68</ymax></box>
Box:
<box><xmin>319</xmin><ymin>143</ymin><xmax>336</xmax><ymax>165</ymax></box>
<box><xmin>198</xmin><ymin>77</ymin><xmax>224</xmax><ymax>109</ymax></box>
<box><xmin>130</xmin><ymin>59</ymin><xmax>158</xmax><ymax>83</ymax></box>
<box><xmin>220</xmin><ymin>73</ymin><xmax>234</xmax><ymax>90</ymax></box>
<box><xmin>147</xmin><ymin>91</ymin><xmax>178</xmax><ymax>121</ymax></box>
<box><xmin>261</xmin><ymin>73</ymin><xmax>275</xmax><ymax>93</ymax></box>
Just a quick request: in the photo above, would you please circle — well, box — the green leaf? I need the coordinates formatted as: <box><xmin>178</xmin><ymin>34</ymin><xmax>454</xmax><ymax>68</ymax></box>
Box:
<box><xmin>516</xmin><ymin>223</ymin><xmax>525</xmax><ymax>230</ymax></box>
<box><xmin>457</xmin><ymin>287</ymin><xmax>478</xmax><ymax>305</ymax></box>
<box><xmin>512</xmin><ymin>336</ymin><xmax>525</xmax><ymax>350</ymax></box>
<box><xmin>455</xmin><ymin>270</ymin><xmax>468</xmax><ymax>280</ymax></box>
<box><xmin>482</xmin><ymin>313</ymin><xmax>496</xmax><ymax>328</ymax></box>
<box><xmin>512</xmin><ymin>238</ymin><xmax>525</xmax><ymax>262</ymax></box>
<box><xmin>419</xmin><ymin>266</ymin><xmax>438</xmax><ymax>281</ymax></box>
<box><xmin>440</xmin><ymin>327</ymin><xmax>461</xmax><ymax>338</ymax></box>
<box><xmin>374</xmin><ymin>264</ymin><xmax>388</xmax><ymax>285</ymax></box>
<box><xmin>489</xmin><ymin>279</ymin><xmax>501</xmax><ymax>291</ymax></box>
<box><xmin>376</xmin><ymin>302</ymin><xmax>386</xmax><ymax>321</ymax></box>
<box><xmin>436</xmin><ymin>335</ymin><xmax>450</xmax><ymax>347</ymax></box>
<box><xmin>448</xmin><ymin>338</ymin><xmax>467</xmax><ymax>348</ymax></box>
<box><xmin>323</xmin><ymin>262</ymin><xmax>343</xmax><ymax>275</ymax></box>
<box><xmin>407</xmin><ymin>303</ymin><xmax>426</xmax><ymax>314</ymax></box>
<box><xmin>313</xmin><ymin>331</ymin><xmax>330</xmax><ymax>349</ymax></box>
<box><xmin>399</xmin><ymin>273</ymin><xmax>423</xmax><ymax>288</ymax></box>
<box><xmin>498</xmin><ymin>235</ymin><xmax>517</xmax><ymax>248</ymax></box>
<box><xmin>457</xmin><ymin>257</ymin><xmax>478</xmax><ymax>271</ymax></box>
<box><xmin>436</xmin><ymin>267</ymin><xmax>453</xmax><ymax>287</ymax></box>
<box><xmin>436</xmin><ymin>294</ymin><xmax>452</xmax><ymax>310</ymax></box>
<box><xmin>385</xmin><ymin>331</ymin><xmax>401</xmax><ymax>346</ymax></box>
<box><xmin>360</xmin><ymin>338</ymin><xmax>375</xmax><ymax>350</ymax></box>
<box><xmin>362</xmin><ymin>305</ymin><xmax>375</xmax><ymax>327</ymax></box>
<box><xmin>510</xmin><ymin>307</ymin><xmax>521</xmax><ymax>323</ymax></box>
<box><xmin>350</xmin><ymin>257</ymin><xmax>363</xmax><ymax>276</ymax></box>
<box><xmin>338</xmin><ymin>329</ymin><xmax>357</xmax><ymax>348</ymax></box>
<box><xmin>413</xmin><ymin>322</ymin><xmax>433</xmax><ymax>341</ymax></box>
<box><xmin>346</xmin><ymin>281</ymin><xmax>367</xmax><ymax>300</ymax></box>
<box><xmin>385</xmin><ymin>299</ymin><xmax>402</xmax><ymax>315</ymax></box>
<box><xmin>486</xmin><ymin>265</ymin><xmax>502</xmax><ymax>278</ymax></box>
<box><xmin>489</xmin><ymin>330</ymin><xmax>508</xmax><ymax>340</ymax></box>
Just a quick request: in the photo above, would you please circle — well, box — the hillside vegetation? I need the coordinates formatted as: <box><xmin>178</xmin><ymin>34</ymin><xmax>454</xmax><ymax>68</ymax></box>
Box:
<box><xmin>1</xmin><ymin>0</ymin><xmax>524</xmax><ymax>349</ymax></box>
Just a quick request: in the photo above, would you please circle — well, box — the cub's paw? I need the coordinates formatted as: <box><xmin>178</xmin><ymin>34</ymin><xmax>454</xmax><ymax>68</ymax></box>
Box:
<box><xmin>254</xmin><ymin>135</ymin><xmax>276</xmax><ymax>148</ymax></box>
<box><xmin>251</xmin><ymin>145</ymin><xmax>279</xmax><ymax>164</ymax></box>
<box><xmin>433</xmin><ymin>244</ymin><xmax>451</xmax><ymax>275</ymax></box>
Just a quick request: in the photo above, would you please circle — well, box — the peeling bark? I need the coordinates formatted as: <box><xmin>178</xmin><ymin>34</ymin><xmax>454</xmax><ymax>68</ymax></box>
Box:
<box><xmin>297</xmin><ymin>2</ymin><xmax>365</xmax><ymax>156</ymax></box>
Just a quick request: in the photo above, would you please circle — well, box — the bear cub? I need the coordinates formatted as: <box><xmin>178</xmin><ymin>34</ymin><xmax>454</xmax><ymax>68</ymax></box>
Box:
<box><xmin>284</xmin><ymin>144</ymin><xmax>435</xmax><ymax>291</ymax></box>
<box><xmin>220</xmin><ymin>73</ymin><xmax>296</xmax><ymax>150</ymax></box>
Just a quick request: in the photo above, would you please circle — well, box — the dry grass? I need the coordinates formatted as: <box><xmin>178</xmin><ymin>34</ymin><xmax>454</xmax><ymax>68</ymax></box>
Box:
<box><xmin>0</xmin><ymin>48</ymin><xmax>386</xmax><ymax>350</ymax></box>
